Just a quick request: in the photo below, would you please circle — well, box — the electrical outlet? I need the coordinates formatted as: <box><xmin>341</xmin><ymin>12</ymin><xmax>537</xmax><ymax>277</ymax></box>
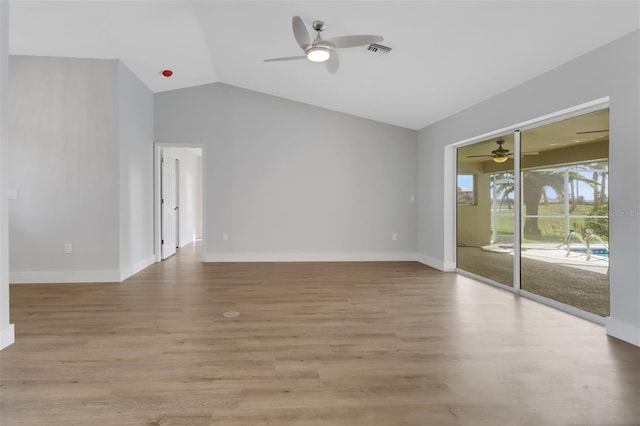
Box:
<box><xmin>222</xmin><ymin>233</ymin><xmax>229</xmax><ymax>241</ymax></box>
<box><xmin>392</xmin><ymin>233</ymin><xmax>398</xmax><ymax>241</ymax></box>
<box><xmin>7</xmin><ymin>189</ymin><xmax>17</xmax><ymax>200</ymax></box>
<box><xmin>409</xmin><ymin>194</ymin><xmax>415</xmax><ymax>203</ymax></box>
<box><xmin>64</xmin><ymin>243</ymin><xmax>72</xmax><ymax>254</ymax></box>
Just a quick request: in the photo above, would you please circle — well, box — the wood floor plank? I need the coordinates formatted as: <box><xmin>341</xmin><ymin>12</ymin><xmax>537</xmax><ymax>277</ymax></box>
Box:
<box><xmin>1</xmin><ymin>242</ymin><xmax>638</xmax><ymax>425</ymax></box>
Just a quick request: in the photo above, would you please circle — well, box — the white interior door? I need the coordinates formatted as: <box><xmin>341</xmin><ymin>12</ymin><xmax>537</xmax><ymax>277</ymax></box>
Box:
<box><xmin>161</xmin><ymin>155</ymin><xmax>178</xmax><ymax>259</ymax></box>
<box><xmin>175</xmin><ymin>159</ymin><xmax>180</xmax><ymax>247</ymax></box>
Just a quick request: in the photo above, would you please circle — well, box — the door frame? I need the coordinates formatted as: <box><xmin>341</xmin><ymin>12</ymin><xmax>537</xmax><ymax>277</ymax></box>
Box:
<box><xmin>154</xmin><ymin>142</ymin><xmax>206</xmax><ymax>262</ymax></box>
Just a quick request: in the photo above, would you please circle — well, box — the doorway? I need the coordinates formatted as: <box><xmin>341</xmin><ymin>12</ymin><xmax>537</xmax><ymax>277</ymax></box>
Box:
<box><xmin>454</xmin><ymin>103</ymin><xmax>610</xmax><ymax>321</ymax></box>
<box><xmin>154</xmin><ymin>144</ymin><xmax>204</xmax><ymax>261</ymax></box>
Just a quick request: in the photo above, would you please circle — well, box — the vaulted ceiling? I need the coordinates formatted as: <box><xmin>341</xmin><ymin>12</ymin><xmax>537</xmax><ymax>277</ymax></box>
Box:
<box><xmin>9</xmin><ymin>1</ymin><xmax>640</xmax><ymax>130</ymax></box>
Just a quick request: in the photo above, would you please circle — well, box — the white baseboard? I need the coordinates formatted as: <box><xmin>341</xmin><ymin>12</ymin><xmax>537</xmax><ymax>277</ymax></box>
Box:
<box><xmin>0</xmin><ymin>324</ymin><xmax>15</xmax><ymax>350</ymax></box>
<box><xmin>442</xmin><ymin>261</ymin><xmax>456</xmax><ymax>272</ymax></box>
<box><xmin>10</xmin><ymin>270</ymin><xmax>121</xmax><ymax>284</ymax></box>
<box><xmin>120</xmin><ymin>255</ymin><xmax>156</xmax><ymax>281</ymax></box>
<box><xmin>607</xmin><ymin>317</ymin><xmax>640</xmax><ymax>347</ymax></box>
<box><xmin>203</xmin><ymin>252</ymin><xmax>419</xmax><ymax>262</ymax></box>
<box><xmin>416</xmin><ymin>254</ymin><xmax>455</xmax><ymax>271</ymax></box>
<box><xmin>178</xmin><ymin>238</ymin><xmax>193</xmax><ymax>249</ymax></box>
<box><xmin>520</xmin><ymin>290</ymin><xmax>607</xmax><ymax>326</ymax></box>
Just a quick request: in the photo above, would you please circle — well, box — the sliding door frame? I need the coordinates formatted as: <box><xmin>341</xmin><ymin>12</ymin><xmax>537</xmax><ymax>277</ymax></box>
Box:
<box><xmin>513</xmin><ymin>130</ymin><xmax>522</xmax><ymax>291</ymax></box>
<box><xmin>448</xmin><ymin>97</ymin><xmax>610</xmax><ymax>323</ymax></box>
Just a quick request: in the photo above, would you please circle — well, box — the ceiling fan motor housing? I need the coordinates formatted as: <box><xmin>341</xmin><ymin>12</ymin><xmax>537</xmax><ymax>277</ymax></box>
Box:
<box><xmin>312</xmin><ymin>20</ymin><xmax>326</xmax><ymax>32</ymax></box>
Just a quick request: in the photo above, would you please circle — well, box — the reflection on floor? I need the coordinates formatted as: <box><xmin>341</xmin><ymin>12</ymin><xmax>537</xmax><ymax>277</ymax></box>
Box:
<box><xmin>457</xmin><ymin>246</ymin><xmax>610</xmax><ymax>317</ymax></box>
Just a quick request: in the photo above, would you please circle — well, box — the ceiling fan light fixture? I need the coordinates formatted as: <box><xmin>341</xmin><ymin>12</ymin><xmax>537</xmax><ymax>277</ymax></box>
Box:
<box><xmin>493</xmin><ymin>156</ymin><xmax>509</xmax><ymax>163</ymax></box>
<box><xmin>306</xmin><ymin>47</ymin><xmax>330</xmax><ymax>62</ymax></box>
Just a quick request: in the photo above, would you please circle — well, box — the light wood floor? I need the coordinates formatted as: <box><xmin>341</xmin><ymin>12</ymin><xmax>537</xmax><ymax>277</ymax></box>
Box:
<box><xmin>1</xmin><ymin>243</ymin><xmax>638</xmax><ymax>425</ymax></box>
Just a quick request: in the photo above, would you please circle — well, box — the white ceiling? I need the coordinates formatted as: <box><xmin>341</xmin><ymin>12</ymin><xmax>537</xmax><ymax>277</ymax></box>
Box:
<box><xmin>9</xmin><ymin>1</ymin><xmax>640</xmax><ymax>130</ymax></box>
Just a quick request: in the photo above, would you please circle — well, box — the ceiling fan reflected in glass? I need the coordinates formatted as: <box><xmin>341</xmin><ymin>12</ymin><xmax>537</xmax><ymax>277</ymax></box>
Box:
<box><xmin>466</xmin><ymin>139</ymin><xmax>539</xmax><ymax>163</ymax></box>
<box><xmin>263</xmin><ymin>16</ymin><xmax>384</xmax><ymax>74</ymax></box>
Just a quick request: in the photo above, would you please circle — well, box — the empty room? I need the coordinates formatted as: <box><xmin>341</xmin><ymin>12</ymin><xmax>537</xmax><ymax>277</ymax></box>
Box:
<box><xmin>0</xmin><ymin>1</ymin><xmax>638</xmax><ymax>425</ymax></box>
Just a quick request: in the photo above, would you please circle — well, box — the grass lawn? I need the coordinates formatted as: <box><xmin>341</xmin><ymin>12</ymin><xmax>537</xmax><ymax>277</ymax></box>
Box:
<box><xmin>493</xmin><ymin>203</ymin><xmax>608</xmax><ymax>243</ymax></box>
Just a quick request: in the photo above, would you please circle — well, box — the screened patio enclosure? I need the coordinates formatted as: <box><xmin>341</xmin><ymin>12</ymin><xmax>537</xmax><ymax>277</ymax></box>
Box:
<box><xmin>456</xmin><ymin>107</ymin><xmax>610</xmax><ymax>319</ymax></box>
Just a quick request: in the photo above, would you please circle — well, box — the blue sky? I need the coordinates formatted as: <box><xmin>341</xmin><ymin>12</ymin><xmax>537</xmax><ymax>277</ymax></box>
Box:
<box><xmin>457</xmin><ymin>174</ymin><xmax>474</xmax><ymax>191</ymax></box>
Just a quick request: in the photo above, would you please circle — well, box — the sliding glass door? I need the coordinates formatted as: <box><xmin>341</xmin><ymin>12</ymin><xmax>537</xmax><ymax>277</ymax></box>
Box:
<box><xmin>456</xmin><ymin>107</ymin><xmax>610</xmax><ymax>318</ymax></box>
<box><xmin>520</xmin><ymin>109</ymin><xmax>610</xmax><ymax>317</ymax></box>
<box><xmin>456</xmin><ymin>133</ymin><xmax>514</xmax><ymax>287</ymax></box>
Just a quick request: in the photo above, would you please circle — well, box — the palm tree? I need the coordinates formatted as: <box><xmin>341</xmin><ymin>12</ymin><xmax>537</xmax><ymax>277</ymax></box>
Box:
<box><xmin>572</xmin><ymin>162</ymin><xmax>608</xmax><ymax>211</ymax></box>
<box><xmin>522</xmin><ymin>171</ymin><xmax>565</xmax><ymax>236</ymax></box>
<box><xmin>568</xmin><ymin>170</ymin><xmax>598</xmax><ymax>212</ymax></box>
<box><xmin>491</xmin><ymin>173</ymin><xmax>514</xmax><ymax>210</ymax></box>
<box><xmin>569</xmin><ymin>173</ymin><xmax>577</xmax><ymax>212</ymax></box>
<box><xmin>490</xmin><ymin>163</ymin><xmax>607</xmax><ymax>238</ymax></box>
<box><xmin>598</xmin><ymin>170</ymin><xmax>608</xmax><ymax>209</ymax></box>
<box><xmin>491</xmin><ymin>171</ymin><xmax>565</xmax><ymax>235</ymax></box>
<box><xmin>592</xmin><ymin>170</ymin><xmax>600</xmax><ymax>210</ymax></box>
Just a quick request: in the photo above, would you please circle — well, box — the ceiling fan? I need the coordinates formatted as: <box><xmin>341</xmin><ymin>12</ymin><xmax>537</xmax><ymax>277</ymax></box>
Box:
<box><xmin>263</xmin><ymin>16</ymin><xmax>384</xmax><ymax>74</ymax></box>
<box><xmin>466</xmin><ymin>139</ymin><xmax>538</xmax><ymax>163</ymax></box>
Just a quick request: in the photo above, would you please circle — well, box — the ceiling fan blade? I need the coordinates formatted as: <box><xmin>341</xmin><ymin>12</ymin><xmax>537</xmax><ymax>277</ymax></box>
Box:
<box><xmin>292</xmin><ymin>16</ymin><xmax>311</xmax><ymax>50</ymax></box>
<box><xmin>576</xmin><ymin>129</ymin><xmax>608</xmax><ymax>134</ymax></box>
<box><xmin>466</xmin><ymin>155</ymin><xmax>493</xmax><ymax>158</ymax></box>
<box><xmin>324</xmin><ymin>35</ymin><xmax>383</xmax><ymax>49</ymax></box>
<box><xmin>264</xmin><ymin>56</ymin><xmax>307</xmax><ymax>62</ymax></box>
<box><xmin>326</xmin><ymin>51</ymin><xmax>339</xmax><ymax>74</ymax></box>
<box><xmin>504</xmin><ymin>151</ymin><xmax>538</xmax><ymax>157</ymax></box>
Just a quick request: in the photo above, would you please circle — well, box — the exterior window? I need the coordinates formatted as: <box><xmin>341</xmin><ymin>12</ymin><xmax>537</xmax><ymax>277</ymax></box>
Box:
<box><xmin>457</xmin><ymin>174</ymin><xmax>477</xmax><ymax>206</ymax></box>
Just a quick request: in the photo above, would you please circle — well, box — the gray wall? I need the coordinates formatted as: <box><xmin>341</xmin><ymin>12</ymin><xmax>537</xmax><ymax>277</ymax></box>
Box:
<box><xmin>155</xmin><ymin>83</ymin><xmax>418</xmax><ymax>260</ymax></box>
<box><xmin>417</xmin><ymin>31</ymin><xmax>640</xmax><ymax>345</ymax></box>
<box><xmin>118</xmin><ymin>62</ymin><xmax>155</xmax><ymax>279</ymax></box>
<box><xmin>7</xmin><ymin>56</ymin><xmax>154</xmax><ymax>283</ymax></box>
<box><xmin>9</xmin><ymin>56</ymin><xmax>120</xmax><ymax>282</ymax></box>
<box><xmin>0</xmin><ymin>1</ymin><xmax>14</xmax><ymax>349</ymax></box>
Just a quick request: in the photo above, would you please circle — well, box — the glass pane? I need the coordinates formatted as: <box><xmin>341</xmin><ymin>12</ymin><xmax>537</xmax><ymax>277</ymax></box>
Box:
<box><xmin>457</xmin><ymin>134</ymin><xmax>514</xmax><ymax>287</ymax></box>
<box><xmin>457</xmin><ymin>174</ymin><xmax>476</xmax><ymax>206</ymax></box>
<box><xmin>520</xmin><ymin>109</ymin><xmax>609</xmax><ymax>317</ymax></box>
